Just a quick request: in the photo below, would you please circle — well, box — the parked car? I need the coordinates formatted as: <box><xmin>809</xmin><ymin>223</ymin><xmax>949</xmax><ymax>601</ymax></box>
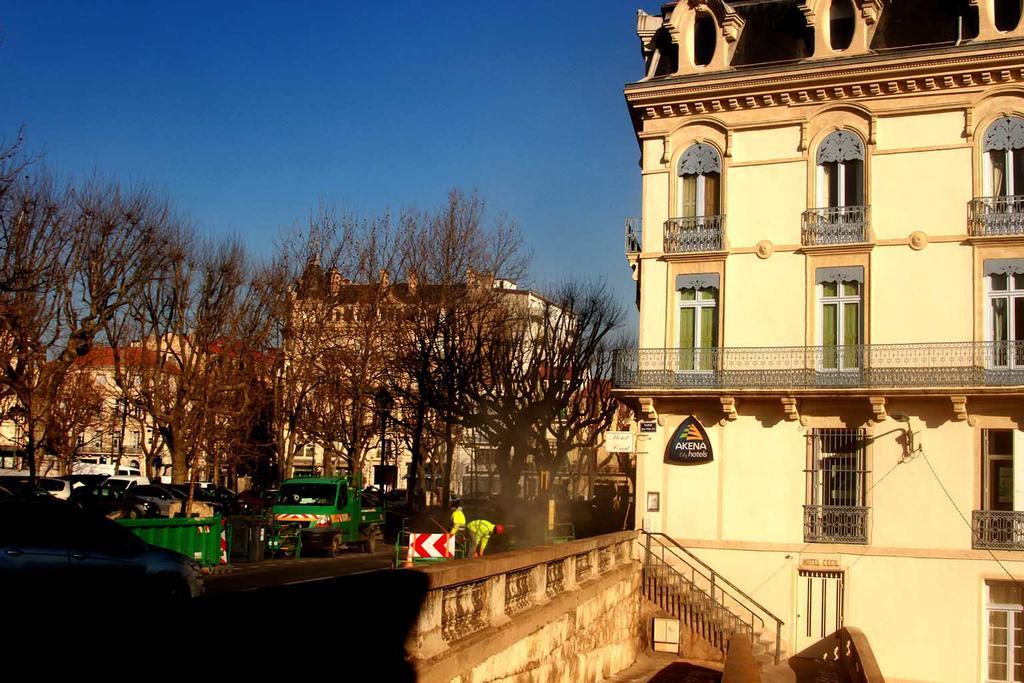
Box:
<box><xmin>0</xmin><ymin>477</ymin><xmax>55</xmax><ymax>499</ymax></box>
<box><xmin>236</xmin><ymin>489</ymin><xmax>267</xmax><ymax>514</ymax></box>
<box><xmin>70</xmin><ymin>485</ymin><xmax>159</xmax><ymax>519</ymax></box>
<box><xmin>35</xmin><ymin>477</ymin><xmax>72</xmax><ymax>500</ymax></box>
<box><xmin>128</xmin><ymin>484</ymin><xmax>188</xmax><ymax>516</ymax></box>
<box><xmin>61</xmin><ymin>474</ymin><xmax>110</xmax><ymax>492</ymax></box>
<box><xmin>101</xmin><ymin>474</ymin><xmax>150</xmax><ymax>491</ymax></box>
<box><xmin>0</xmin><ymin>498</ymin><xmax>204</xmax><ymax>603</ymax></box>
<box><xmin>72</xmin><ymin>458</ymin><xmax>143</xmax><ymax>477</ymax></box>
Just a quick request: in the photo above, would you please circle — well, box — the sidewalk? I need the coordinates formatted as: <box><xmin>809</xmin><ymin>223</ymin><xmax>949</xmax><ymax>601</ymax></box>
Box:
<box><xmin>605</xmin><ymin>653</ymin><xmax>723</xmax><ymax>683</ymax></box>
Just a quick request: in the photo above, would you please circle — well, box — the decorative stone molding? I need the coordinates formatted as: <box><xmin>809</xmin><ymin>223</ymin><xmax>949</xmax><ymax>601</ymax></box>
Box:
<box><xmin>951</xmin><ymin>395</ymin><xmax>975</xmax><ymax>425</ymax></box>
<box><xmin>857</xmin><ymin>0</ymin><xmax>885</xmax><ymax>25</ymax></box>
<box><xmin>817</xmin><ymin>130</ymin><xmax>865</xmax><ymax>164</ymax></box>
<box><xmin>630</xmin><ymin>57</ymin><xmax>1024</xmax><ymax>122</ymax></box>
<box><xmin>678</xmin><ymin>142</ymin><xmax>722</xmax><ymax>175</ymax></box>
<box><xmin>909</xmin><ymin>231</ymin><xmax>928</xmax><ymax>250</ymax></box>
<box><xmin>781</xmin><ymin>397</ymin><xmax>801</xmax><ymax>422</ymax></box>
<box><xmin>869</xmin><ymin>396</ymin><xmax>887</xmax><ymax>422</ymax></box>
<box><xmin>639</xmin><ymin>397</ymin><xmax>663</xmax><ymax>425</ymax></box>
<box><xmin>720</xmin><ymin>396</ymin><xmax>738</xmax><ymax>423</ymax></box>
<box><xmin>984</xmin><ymin>115</ymin><xmax>1024</xmax><ymax>151</ymax></box>
<box><xmin>755</xmin><ymin>240</ymin><xmax>774</xmax><ymax>259</ymax></box>
<box><xmin>687</xmin><ymin>0</ymin><xmax>745</xmax><ymax>43</ymax></box>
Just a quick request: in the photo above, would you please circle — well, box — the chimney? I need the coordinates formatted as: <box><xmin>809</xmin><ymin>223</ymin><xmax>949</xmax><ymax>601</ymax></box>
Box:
<box><xmin>380</xmin><ymin>269</ymin><xmax>389</xmax><ymax>287</ymax></box>
<box><xmin>328</xmin><ymin>268</ymin><xmax>342</xmax><ymax>295</ymax></box>
<box><xmin>466</xmin><ymin>267</ymin><xmax>477</xmax><ymax>288</ymax></box>
<box><xmin>407</xmin><ymin>270</ymin><xmax>418</xmax><ymax>294</ymax></box>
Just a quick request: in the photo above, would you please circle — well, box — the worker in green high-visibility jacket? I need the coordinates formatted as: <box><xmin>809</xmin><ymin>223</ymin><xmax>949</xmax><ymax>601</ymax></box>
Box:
<box><xmin>466</xmin><ymin>519</ymin><xmax>505</xmax><ymax>557</ymax></box>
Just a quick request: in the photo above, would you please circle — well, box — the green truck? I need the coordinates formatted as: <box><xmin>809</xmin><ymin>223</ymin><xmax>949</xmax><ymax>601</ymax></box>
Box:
<box><xmin>268</xmin><ymin>475</ymin><xmax>383</xmax><ymax>557</ymax></box>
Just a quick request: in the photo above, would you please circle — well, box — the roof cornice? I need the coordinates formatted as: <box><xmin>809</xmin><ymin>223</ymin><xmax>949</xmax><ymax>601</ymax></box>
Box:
<box><xmin>624</xmin><ymin>40</ymin><xmax>1024</xmax><ymax>123</ymax></box>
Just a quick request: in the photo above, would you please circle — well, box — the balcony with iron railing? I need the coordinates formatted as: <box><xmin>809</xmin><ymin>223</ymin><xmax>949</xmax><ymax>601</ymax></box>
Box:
<box><xmin>804</xmin><ymin>505</ymin><xmax>869</xmax><ymax>544</ymax></box>
<box><xmin>801</xmin><ymin>205</ymin><xmax>869</xmax><ymax>246</ymax></box>
<box><xmin>968</xmin><ymin>195</ymin><xmax>1024</xmax><ymax>237</ymax></box>
<box><xmin>624</xmin><ymin>217</ymin><xmax>642</xmax><ymax>254</ymax></box>
<box><xmin>972</xmin><ymin>510</ymin><xmax>1024</xmax><ymax>550</ymax></box>
<box><xmin>612</xmin><ymin>342</ymin><xmax>1024</xmax><ymax>391</ymax></box>
<box><xmin>663</xmin><ymin>215</ymin><xmax>725</xmax><ymax>253</ymax></box>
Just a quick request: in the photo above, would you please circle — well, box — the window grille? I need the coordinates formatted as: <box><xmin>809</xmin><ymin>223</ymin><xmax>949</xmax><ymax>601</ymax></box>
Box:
<box><xmin>804</xmin><ymin>428</ymin><xmax>869</xmax><ymax>544</ymax></box>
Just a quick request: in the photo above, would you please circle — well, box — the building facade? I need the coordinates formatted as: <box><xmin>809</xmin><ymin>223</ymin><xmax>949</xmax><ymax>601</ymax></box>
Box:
<box><xmin>617</xmin><ymin>2</ymin><xmax>1024</xmax><ymax>681</ymax></box>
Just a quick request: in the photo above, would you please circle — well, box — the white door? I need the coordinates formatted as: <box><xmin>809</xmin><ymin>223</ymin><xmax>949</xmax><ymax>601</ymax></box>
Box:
<box><xmin>796</xmin><ymin>570</ymin><xmax>844</xmax><ymax>654</ymax></box>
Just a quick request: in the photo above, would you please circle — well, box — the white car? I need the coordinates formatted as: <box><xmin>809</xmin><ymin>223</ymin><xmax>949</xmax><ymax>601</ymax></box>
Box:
<box><xmin>101</xmin><ymin>474</ymin><xmax>151</xmax><ymax>491</ymax></box>
<box><xmin>35</xmin><ymin>477</ymin><xmax>72</xmax><ymax>500</ymax></box>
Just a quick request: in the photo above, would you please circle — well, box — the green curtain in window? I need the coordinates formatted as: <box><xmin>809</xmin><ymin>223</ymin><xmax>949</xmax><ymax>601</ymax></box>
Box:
<box><xmin>843</xmin><ymin>302</ymin><xmax>860</xmax><ymax>368</ymax></box>
<box><xmin>679</xmin><ymin>307</ymin><xmax>695</xmax><ymax>371</ymax></box>
<box><xmin>699</xmin><ymin>305</ymin><xmax>716</xmax><ymax>370</ymax></box>
<box><xmin>822</xmin><ymin>303</ymin><xmax>838</xmax><ymax>369</ymax></box>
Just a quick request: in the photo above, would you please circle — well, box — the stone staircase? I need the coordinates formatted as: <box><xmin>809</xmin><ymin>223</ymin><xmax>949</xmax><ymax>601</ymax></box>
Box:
<box><xmin>641</xmin><ymin>532</ymin><xmax>785</xmax><ymax>672</ymax></box>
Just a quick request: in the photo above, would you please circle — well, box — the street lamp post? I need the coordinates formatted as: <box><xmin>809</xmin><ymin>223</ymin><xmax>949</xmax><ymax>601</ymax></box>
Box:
<box><xmin>376</xmin><ymin>388</ymin><xmax>393</xmax><ymax>493</ymax></box>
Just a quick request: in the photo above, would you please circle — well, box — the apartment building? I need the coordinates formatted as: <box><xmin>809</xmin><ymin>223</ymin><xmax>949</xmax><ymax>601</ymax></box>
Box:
<box><xmin>616</xmin><ymin>2</ymin><xmax>1024</xmax><ymax>680</ymax></box>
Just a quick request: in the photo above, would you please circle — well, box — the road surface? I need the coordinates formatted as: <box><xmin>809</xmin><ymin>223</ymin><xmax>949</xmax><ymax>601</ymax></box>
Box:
<box><xmin>204</xmin><ymin>545</ymin><xmax>395</xmax><ymax>593</ymax></box>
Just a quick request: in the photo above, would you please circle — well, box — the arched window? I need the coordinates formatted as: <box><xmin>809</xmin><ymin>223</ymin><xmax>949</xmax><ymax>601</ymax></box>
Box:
<box><xmin>829</xmin><ymin>0</ymin><xmax>855</xmax><ymax>51</ymax></box>
<box><xmin>984</xmin><ymin>116</ymin><xmax>1024</xmax><ymax>198</ymax></box>
<box><xmin>677</xmin><ymin>143</ymin><xmax>722</xmax><ymax>218</ymax></box>
<box><xmin>804</xmin><ymin>131</ymin><xmax>866</xmax><ymax>245</ymax></box>
<box><xmin>817</xmin><ymin>130</ymin><xmax>864</xmax><ymax>208</ymax></box>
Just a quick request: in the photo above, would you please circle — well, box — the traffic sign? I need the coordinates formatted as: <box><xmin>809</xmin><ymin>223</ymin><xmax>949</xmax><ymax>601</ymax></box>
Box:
<box><xmin>408</xmin><ymin>532</ymin><xmax>454</xmax><ymax>559</ymax></box>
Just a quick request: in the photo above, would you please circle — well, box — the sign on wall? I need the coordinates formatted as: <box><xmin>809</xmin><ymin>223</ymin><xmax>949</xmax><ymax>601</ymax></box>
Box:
<box><xmin>604</xmin><ymin>431</ymin><xmax>634</xmax><ymax>453</ymax></box>
<box><xmin>664</xmin><ymin>416</ymin><xmax>714</xmax><ymax>465</ymax></box>
<box><xmin>639</xmin><ymin>421</ymin><xmax>657</xmax><ymax>433</ymax></box>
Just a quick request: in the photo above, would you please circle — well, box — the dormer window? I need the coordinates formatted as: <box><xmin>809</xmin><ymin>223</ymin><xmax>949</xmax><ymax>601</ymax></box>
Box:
<box><xmin>996</xmin><ymin>0</ymin><xmax>1022</xmax><ymax>32</ymax></box>
<box><xmin>693</xmin><ymin>14</ymin><xmax>717</xmax><ymax>67</ymax></box>
<box><xmin>829</xmin><ymin>0</ymin><xmax>855</xmax><ymax>51</ymax></box>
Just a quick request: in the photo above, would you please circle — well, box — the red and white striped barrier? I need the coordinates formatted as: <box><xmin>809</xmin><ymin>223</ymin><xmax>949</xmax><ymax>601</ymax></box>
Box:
<box><xmin>219</xmin><ymin>519</ymin><xmax>228</xmax><ymax>565</ymax></box>
<box><xmin>406</xmin><ymin>532</ymin><xmax>454</xmax><ymax>564</ymax></box>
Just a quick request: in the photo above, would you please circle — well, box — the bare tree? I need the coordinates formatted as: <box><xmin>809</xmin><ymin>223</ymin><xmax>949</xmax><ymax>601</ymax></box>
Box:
<box><xmin>438</xmin><ymin>280</ymin><xmax>623</xmax><ymax>505</ymax></box>
<box><xmin>0</xmin><ymin>158</ymin><xmax>173</xmax><ymax>480</ymax></box>
<box><xmin>45</xmin><ymin>364</ymin><xmax>104</xmax><ymax>475</ymax></box>
<box><xmin>391</xmin><ymin>190</ymin><xmax>528</xmax><ymax>510</ymax></box>
<box><xmin>110</xmin><ymin>234</ymin><xmax>265</xmax><ymax>510</ymax></box>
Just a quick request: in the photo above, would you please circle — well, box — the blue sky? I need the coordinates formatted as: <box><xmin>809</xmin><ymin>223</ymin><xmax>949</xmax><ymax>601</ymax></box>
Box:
<box><xmin>0</xmin><ymin>1</ymin><xmax>647</xmax><ymax>315</ymax></box>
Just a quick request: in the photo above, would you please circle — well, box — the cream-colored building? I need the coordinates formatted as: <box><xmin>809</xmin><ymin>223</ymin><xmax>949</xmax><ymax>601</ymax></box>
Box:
<box><xmin>617</xmin><ymin>2</ymin><xmax>1024</xmax><ymax>681</ymax></box>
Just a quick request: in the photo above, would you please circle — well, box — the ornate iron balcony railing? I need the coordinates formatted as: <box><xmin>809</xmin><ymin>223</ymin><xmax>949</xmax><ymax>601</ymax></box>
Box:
<box><xmin>663</xmin><ymin>215</ymin><xmax>725</xmax><ymax>253</ymax></box>
<box><xmin>612</xmin><ymin>342</ymin><xmax>1024</xmax><ymax>390</ymax></box>
<box><xmin>801</xmin><ymin>206</ymin><xmax>868</xmax><ymax>245</ymax></box>
<box><xmin>972</xmin><ymin>510</ymin><xmax>1024</xmax><ymax>550</ymax></box>
<box><xmin>968</xmin><ymin>195</ymin><xmax>1024</xmax><ymax>237</ymax></box>
<box><xmin>804</xmin><ymin>505</ymin><xmax>868</xmax><ymax>544</ymax></box>
<box><xmin>625</xmin><ymin>217</ymin><xmax>642</xmax><ymax>254</ymax></box>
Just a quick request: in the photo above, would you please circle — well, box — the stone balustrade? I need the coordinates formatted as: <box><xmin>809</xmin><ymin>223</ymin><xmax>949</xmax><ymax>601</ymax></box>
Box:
<box><xmin>408</xmin><ymin>531</ymin><xmax>637</xmax><ymax>664</ymax></box>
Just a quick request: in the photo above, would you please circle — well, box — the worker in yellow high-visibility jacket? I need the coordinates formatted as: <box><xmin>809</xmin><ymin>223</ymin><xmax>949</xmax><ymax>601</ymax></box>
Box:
<box><xmin>466</xmin><ymin>519</ymin><xmax>505</xmax><ymax>557</ymax></box>
<box><xmin>450</xmin><ymin>501</ymin><xmax>466</xmax><ymax>536</ymax></box>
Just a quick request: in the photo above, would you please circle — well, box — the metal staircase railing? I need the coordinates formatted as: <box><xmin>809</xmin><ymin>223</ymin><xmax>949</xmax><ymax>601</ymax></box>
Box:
<box><xmin>641</xmin><ymin>530</ymin><xmax>784</xmax><ymax>665</ymax></box>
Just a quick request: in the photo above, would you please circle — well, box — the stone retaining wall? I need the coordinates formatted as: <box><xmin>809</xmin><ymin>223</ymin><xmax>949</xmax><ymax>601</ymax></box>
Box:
<box><xmin>410</xmin><ymin>531</ymin><xmax>642</xmax><ymax>683</ymax></box>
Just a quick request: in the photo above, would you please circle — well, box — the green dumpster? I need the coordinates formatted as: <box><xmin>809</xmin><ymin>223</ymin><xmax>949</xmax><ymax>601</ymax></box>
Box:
<box><xmin>118</xmin><ymin>516</ymin><xmax>224</xmax><ymax>568</ymax></box>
